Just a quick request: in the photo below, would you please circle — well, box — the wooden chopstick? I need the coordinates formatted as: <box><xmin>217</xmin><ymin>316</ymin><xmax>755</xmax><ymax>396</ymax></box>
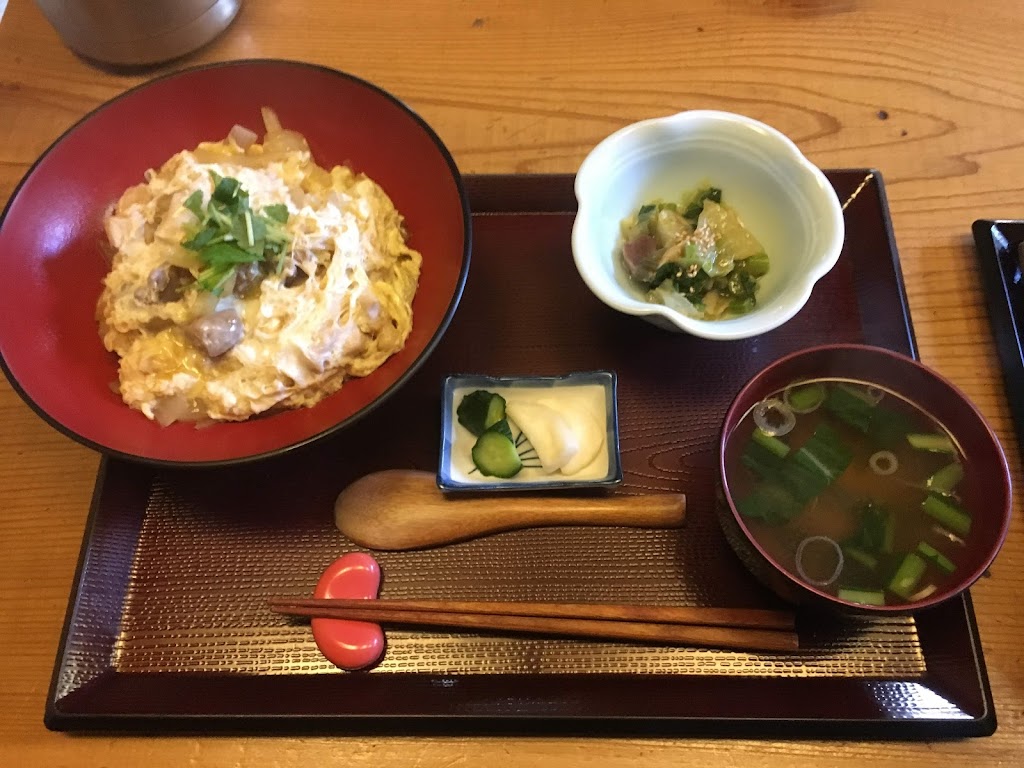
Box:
<box><xmin>267</xmin><ymin>598</ymin><xmax>798</xmax><ymax>653</ymax></box>
<box><xmin>268</xmin><ymin>598</ymin><xmax>795</xmax><ymax>630</ymax></box>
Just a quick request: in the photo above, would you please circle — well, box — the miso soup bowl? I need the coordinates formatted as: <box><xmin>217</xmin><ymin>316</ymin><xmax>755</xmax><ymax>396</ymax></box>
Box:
<box><xmin>717</xmin><ymin>344</ymin><xmax>1012</xmax><ymax>614</ymax></box>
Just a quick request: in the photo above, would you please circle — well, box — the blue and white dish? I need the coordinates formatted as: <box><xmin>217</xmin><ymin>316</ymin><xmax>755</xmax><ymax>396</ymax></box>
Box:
<box><xmin>438</xmin><ymin>371</ymin><xmax>622</xmax><ymax>492</ymax></box>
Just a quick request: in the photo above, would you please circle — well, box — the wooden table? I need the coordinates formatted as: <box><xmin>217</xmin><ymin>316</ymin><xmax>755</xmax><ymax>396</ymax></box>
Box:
<box><xmin>1</xmin><ymin>0</ymin><xmax>1022</xmax><ymax>764</ymax></box>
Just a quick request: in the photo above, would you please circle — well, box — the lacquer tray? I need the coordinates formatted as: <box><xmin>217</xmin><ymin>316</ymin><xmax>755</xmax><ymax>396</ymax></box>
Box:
<box><xmin>45</xmin><ymin>171</ymin><xmax>995</xmax><ymax>737</ymax></box>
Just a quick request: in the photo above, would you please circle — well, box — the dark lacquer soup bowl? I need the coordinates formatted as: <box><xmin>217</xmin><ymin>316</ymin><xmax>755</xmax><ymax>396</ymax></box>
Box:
<box><xmin>718</xmin><ymin>344</ymin><xmax>1011</xmax><ymax>614</ymax></box>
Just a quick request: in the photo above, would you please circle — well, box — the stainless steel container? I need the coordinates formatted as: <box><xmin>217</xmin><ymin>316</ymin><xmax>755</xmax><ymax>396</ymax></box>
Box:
<box><xmin>34</xmin><ymin>0</ymin><xmax>242</xmax><ymax>66</ymax></box>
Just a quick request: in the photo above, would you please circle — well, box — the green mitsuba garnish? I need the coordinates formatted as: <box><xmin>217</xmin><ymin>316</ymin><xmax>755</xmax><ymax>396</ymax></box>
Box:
<box><xmin>180</xmin><ymin>173</ymin><xmax>292</xmax><ymax>295</ymax></box>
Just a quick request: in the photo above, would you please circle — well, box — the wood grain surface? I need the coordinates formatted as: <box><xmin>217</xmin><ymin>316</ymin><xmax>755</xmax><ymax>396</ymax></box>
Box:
<box><xmin>1</xmin><ymin>0</ymin><xmax>1022</xmax><ymax>765</ymax></box>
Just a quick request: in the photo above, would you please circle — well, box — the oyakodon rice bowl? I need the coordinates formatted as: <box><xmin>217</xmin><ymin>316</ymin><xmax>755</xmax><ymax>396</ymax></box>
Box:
<box><xmin>97</xmin><ymin>109</ymin><xmax>422</xmax><ymax>425</ymax></box>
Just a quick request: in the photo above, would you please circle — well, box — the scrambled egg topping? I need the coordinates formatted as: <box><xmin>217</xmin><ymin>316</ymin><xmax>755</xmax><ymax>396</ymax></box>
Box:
<box><xmin>97</xmin><ymin>113</ymin><xmax>422</xmax><ymax>424</ymax></box>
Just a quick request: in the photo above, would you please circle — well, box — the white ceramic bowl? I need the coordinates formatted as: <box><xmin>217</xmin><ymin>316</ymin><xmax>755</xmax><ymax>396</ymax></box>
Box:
<box><xmin>571</xmin><ymin>110</ymin><xmax>844</xmax><ymax>340</ymax></box>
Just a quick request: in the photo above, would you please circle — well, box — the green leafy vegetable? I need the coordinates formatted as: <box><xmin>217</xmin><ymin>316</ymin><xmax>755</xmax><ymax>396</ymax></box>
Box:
<box><xmin>682</xmin><ymin>186</ymin><xmax>722</xmax><ymax>223</ymax></box>
<box><xmin>264</xmin><ymin>203</ymin><xmax>289</xmax><ymax>223</ymax></box>
<box><xmin>212</xmin><ymin>175</ymin><xmax>240</xmax><ymax>204</ymax></box>
<box><xmin>624</xmin><ymin>186</ymin><xmax>767</xmax><ymax>319</ymax></box>
<box><xmin>866</xmin><ymin>406</ymin><xmax>917</xmax><ymax>449</ymax></box>
<box><xmin>844</xmin><ymin>501</ymin><xmax>895</xmax><ymax>555</ymax></box>
<box><xmin>183</xmin><ymin>189</ymin><xmax>205</xmax><ymax>219</ymax></box>
<box><xmin>824</xmin><ymin>384</ymin><xmax>875</xmax><ymax>433</ymax></box>
<box><xmin>180</xmin><ymin>176</ymin><xmax>291</xmax><ymax>295</ymax></box>
<box><xmin>636</xmin><ymin>203</ymin><xmax>657</xmax><ymax>223</ymax></box>
<box><xmin>735</xmin><ymin>483</ymin><xmax>803</xmax><ymax>525</ymax></box>
<box><xmin>780</xmin><ymin>423</ymin><xmax>853</xmax><ymax>503</ymax></box>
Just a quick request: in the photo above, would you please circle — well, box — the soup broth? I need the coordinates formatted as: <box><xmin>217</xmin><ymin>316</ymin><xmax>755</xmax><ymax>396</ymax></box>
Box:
<box><xmin>725</xmin><ymin>378</ymin><xmax>972</xmax><ymax>607</ymax></box>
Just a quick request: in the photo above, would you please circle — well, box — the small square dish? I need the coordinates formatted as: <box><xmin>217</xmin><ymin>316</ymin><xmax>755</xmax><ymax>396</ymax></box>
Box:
<box><xmin>438</xmin><ymin>371</ymin><xmax>622</xmax><ymax>491</ymax></box>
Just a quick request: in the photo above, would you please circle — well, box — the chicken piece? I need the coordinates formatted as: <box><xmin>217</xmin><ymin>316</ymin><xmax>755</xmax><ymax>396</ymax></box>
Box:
<box><xmin>185</xmin><ymin>309</ymin><xmax>245</xmax><ymax>357</ymax></box>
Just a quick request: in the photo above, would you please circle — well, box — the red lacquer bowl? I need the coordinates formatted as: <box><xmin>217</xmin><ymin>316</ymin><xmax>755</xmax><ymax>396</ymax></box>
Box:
<box><xmin>0</xmin><ymin>60</ymin><xmax>470</xmax><ymax>466</ymax></box>
<box><xmin>718</xmin><ymin>344</ymin><xmax>1012</xmax><ymax>614</ymax></box>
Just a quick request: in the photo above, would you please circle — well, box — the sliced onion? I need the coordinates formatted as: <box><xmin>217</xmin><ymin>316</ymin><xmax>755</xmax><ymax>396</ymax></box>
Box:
<box><xmin>909</xmin><ymin>584</ymin><xmax>938</xmax><ymax>602</ymax></box>
<box><xmin>263</xmin><ymin>128</ymin><xmax>309</xmax><ymax>155</ymax></box>
<box><xmin>868</xmin><ymin>450</ymin><xmax>899</xmax><ymax>476</ymax></box>
<box><xmin>932</xmin><ymin>524</ymin><xmax>966</xmax><ymax>547</ymax></box>
<box><xmin>795</xmin><ymin>536</ymin><xmax>844</xmax><ymax>587</ymax></box>
<box><xmin>261</xmin><ymin>106</ymin><xmax>283</xmax><ymax>134</ymax></box>
<box><xmin>837</xmin><ymin>382</ymin><xmax>881</xmax><ymax>406</ymax></box>
<box><xmin>152</xmin><ymin>395</ymin><xmax>194</xmax><ymax>427</ymax></box>
<box><xmin>863</xmin><ymin>385</ymin><xmax>886</xmax><ymax>404</ymax></box>
<box><xmin>229</xmin><ymin>123</ymin><xmax>259</xmax><ymax>150</ymax></box>
<box><xmin>752</xmin><ymin>398</ymin><xmax>796</xmax><ymax>437</ymax></box>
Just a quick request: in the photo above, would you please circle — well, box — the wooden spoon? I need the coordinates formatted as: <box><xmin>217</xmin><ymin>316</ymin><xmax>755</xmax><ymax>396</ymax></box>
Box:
<box><xmin>333</xmin><ymin>470</ymin><xmax>686</xmax><ymax>550</ymax></box>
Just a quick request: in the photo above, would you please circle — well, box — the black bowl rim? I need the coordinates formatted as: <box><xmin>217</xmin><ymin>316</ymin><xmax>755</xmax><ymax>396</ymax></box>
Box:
<box><xmin>0</xmin><ymin>58</ymin><xmax>473</xmax><ymax>469</ymax></box>
<box><xmin>718</xmin><ymin>342</ymin><xmax>1013</xmax><ymax>614</ymax></box>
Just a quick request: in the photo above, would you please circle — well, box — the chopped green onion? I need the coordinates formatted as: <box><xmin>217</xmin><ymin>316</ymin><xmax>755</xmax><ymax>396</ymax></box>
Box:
<box><xmin>927</xmin><ymin>462</ymin><xmax>964</xmax><ymax>494</ymax></box>
<box><xmin>842</xmin><ymin>546</ymin><xmax>879</xmax><ymax>571</ymax></box>
<box><xmin>838</xmin><ymin>588</ymin><xmax>886</xmax><ymax>606</ymax></box>
<box><xmin>907</xmin><ymin>433</ymin><xmax>956</xmax><ymax>453</ymax></box>
<box><xmin>784</xmin><ymin>382</ymin><xmax>826</xmax><ymax>413</ymax></box>
<box><xmin>921</xmin><ymin>494</ymin><xmax>971</xmax><ymax>537</ymax></box>
<box><xmin>824</xmin><ymin>384</ymin><xmax>875</xmax><ymax>432</ymax></box>
<box><xmin>740</xmin><ymin>439</ymin><xmax>786</xmax><ymax>481</ymax></box>
<box><xmin>888</xmin><ymin>552</ymin><xmax>928</xmax><ymax>600</ymax></box>
<box><xmin>917</xmin><ymin>541</ymin><xmax>956</xmax><ymax>574</ymax></box>
<box><xmin>751</xmin><ymin>428</ymin><xmax>790</xmax><ymax>459</ymax></box>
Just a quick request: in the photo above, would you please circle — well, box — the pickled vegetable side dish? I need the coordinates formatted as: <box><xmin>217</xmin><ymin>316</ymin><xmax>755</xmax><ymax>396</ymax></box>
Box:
<box><xmin>456</xmin><ymin>388</ymin><xmax>607</xmax><ymax>480</ymax></box>
<box><xmin>617</xmin><ymin>186</ymin><xmax>769</xmax><ymax>320</ymax></box>
<box><xmin>724</xmin><ymin>379</ymin><xmax>973</xmax><ymax>607</ymax></box>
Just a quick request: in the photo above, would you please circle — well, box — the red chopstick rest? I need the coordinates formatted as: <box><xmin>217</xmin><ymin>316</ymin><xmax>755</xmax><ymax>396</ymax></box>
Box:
<box><xmin>311</xmin><ymin>552</ymin><xmax>385</xmax><ymax>670</ymax></box>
